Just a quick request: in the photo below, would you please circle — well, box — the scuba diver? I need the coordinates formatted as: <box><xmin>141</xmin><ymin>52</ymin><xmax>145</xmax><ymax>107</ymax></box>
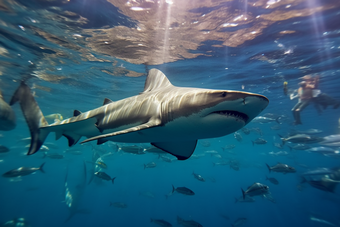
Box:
<box><xmin>290</xmin><ymin>75</ymin><xmax>339</xmax><ymax>125</ymax></box>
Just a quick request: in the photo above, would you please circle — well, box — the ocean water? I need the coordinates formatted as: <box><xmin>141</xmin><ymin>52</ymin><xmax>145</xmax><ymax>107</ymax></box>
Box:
<box><xmin>1</xmin><ymin>0</ymin><xmax>340</xmax><ymax>226</ymax></box>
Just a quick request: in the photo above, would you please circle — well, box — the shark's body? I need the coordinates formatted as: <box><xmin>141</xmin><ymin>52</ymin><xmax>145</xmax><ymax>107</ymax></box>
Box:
<box><xmin>11</xmin><ymin>69</ymin><xmax>269</xmax><ymax>160</ymax></box>
<box><xmin>0</xmin><ymin>90</ymin><xmax>16</xmax><ymax>131</ymax></box>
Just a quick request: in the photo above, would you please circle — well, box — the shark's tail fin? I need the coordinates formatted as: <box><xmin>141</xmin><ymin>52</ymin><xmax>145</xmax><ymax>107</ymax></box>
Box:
<box><xmin>10</xmin><ymin>81</ymin><xmax>49</xmax><ymax>155</ymax></box>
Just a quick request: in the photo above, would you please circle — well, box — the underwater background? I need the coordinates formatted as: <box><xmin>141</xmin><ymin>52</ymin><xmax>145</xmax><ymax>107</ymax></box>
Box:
<box><xmin>0</xmin><ymin>0</ymin><xmax>340</xmax><ymax>226</ymax></box>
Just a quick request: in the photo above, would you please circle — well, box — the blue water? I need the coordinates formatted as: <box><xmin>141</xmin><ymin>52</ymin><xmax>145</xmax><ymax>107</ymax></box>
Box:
<box><xmin>1</xmin><ymin>0</ymin><xmax>340</xmax><ymax>226</ymax></box>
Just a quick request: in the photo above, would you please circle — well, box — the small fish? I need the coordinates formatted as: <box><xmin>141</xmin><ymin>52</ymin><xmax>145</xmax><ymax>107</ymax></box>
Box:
<box><xmin>144</xmin><ymin>162</ymin><xmax>157</xmax><ymax>169</ymax></box>
<box><xmin>211</xmin><ymin>153</ymin><xmax>222</xmax><ymax>159</ymax></box>
<box><xmin>306</xmin><ymin>147</ymin><xmax>338</xmax><ymax>156</ymax></box>
<box><xmin>144</xmin><ymin>146</ymin><xmax>166</xmax><ymax>154</ymax></box>
<box><xmin>232</xmin><ymin>218</ymin><xmax>247</xmax><ymax>227</ymax></box>
<box><xmin>289</xmin><ymin>144</ymin><xmax>311</xmax><ymax>150</ymax></box>
<box><xmin>302</xmin><ymin>177</ymin><xmax>338</xmax><ymax>193</ymax></box>
<box><xmin>43</xmin><ymin>152</ymin><xmax>64</xmax><ymax>159</ymax></box>
<box><xmin>266</xmin><ymin>163</ymin><xmax>296</xmax><ymax>174</ymax></box>
<box><xmin>2</xmin><ymin>163</ymin><xmax>45</xmax><ymax>177</ymax></box>
<box><xmin>252</xmin><ymin>138</ymin><xmax>267</xmax><ymax>146</ymax></box>
<box><xmin>159</xmin><ymin>155</ymin><xmax>173</xmax><ymax>162</ymax></box>
<box><xmin>301</xmin><ymin>168</ymin><xmax>334</xmax><ymax>177</ymax></box>
<box><xmin>192</xmin><ymin>172</ymin><xmax>205</xmax><ymax>182</ymax></box>
<box><xmin>241</xmin><ymin>127</ymin><xmax>250</xmax><ymax>135</ymax></box>
<box><xmin>110</xmin><ymin>202</ymin><xmax>127</xmax><ymax>208</ymax></box>
<box><xmin>213</xmin><ymin>161</ymin><xmax>229</xmax><ymax>166</ymax></box>
<box><xmin>310</xmin><ymin>215</ymin><xmax>338</xmax><ymax>227</ymax></box>
<box><xmin>177</xmin><ymin>216</ymin><xmax>202</xmax><ymax>227</ymax></box>
<box><xmin>291</xmin><ymin>128</ymin><xmax>323</xmax><ymax>135</ymax></box>
<box><xmin>170</xmin><ymin>185</ymin><xmax>195</xmax><ymax>197</ymax></box>
<box><xmin>96</xmin><ymin>161</ymin><xmax>107</xmax><ymax>169</ymax></box>
<box><xmin>250</xmin><ymin>127</ymin><xmax>263</xmax><ymax>135</ymax></box>
<box><xmin>118</xmin><ymin>145</ymin><xmax>146</xmax><ymax>155</ymax></box>
<box><xmin>252</xmin><ymin>116</ymin><xmax>280</xmax><ymax>124</ymax></box>
<box><xmin>94</xmin><ymin>172</ymin><xmax>116</xmax><ymax>184</ymax></box>
<box><xmin>0</xmin><ymin>145</ymin><xmax>9</xmax><ymax>153</ymax></box>
<box><xmin>265</xmin><ymin>176</ymin><xmax>279</xmax><ymax>185</ymax></box>
<box><xmin>205</xmin><ymin>150</ymin><xmax>218</xmax><ymax>154</ymax></box>
<box><xmin>269</xmin><ymin>151</ymin><xmax>288</xmax><ymax>156</ymax></box>
<box><xmin>151</xmin><ymin>218</ymin><xmax>173</xmax><ymax>227</ymax></box>
<box><xmin>64</xmin><ymin>148</ymin><xmax>83</xmax><ymax>155</ymax></box>
<box><xmin>279</xmin><ymin>134</ymin><xmax>323</xmax><ymax>145</ymax></box>
<box><xmin>2</xmin><ymin>218</ymin><xmax>30</xmax><ymax>227</ymax></box>
<box><xmin>241</xmin><ymin>182</ymin><xmax>269</xmax><ymax>199</ymax></box>
<box><xmin>221</xmin><ymin>144</ymin><xmax>236</xmax><ymax>151</ymax></box>
<box><xmin>234</xmin><ymin>132</ymin><xmax>243</xmax><ymax>142</ymax></box>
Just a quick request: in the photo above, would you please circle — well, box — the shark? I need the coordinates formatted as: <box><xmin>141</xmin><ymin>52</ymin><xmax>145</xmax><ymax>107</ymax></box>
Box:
<box><xmin>10</xmin><ymin>69</ymin><xmax>269</xmax><ymax>160</ymax></box>
<box><xmin>0</xmin><ymin>89</ymin><xmax>16</xmax><ymax>131</ymax></box>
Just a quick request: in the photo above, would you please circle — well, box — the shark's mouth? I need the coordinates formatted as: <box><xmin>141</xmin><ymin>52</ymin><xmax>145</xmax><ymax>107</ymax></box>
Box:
<box><xmin>211</xmin><ymin>110</ymin><xmax>249</xmax><ymax>122</ymax></box>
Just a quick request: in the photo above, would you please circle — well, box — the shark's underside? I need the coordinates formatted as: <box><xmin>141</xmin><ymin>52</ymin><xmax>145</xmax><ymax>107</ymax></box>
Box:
<box><xmin>11</xmin><ymin>69</ymin><xmax>269</xmax><ymax>160</ymax></box>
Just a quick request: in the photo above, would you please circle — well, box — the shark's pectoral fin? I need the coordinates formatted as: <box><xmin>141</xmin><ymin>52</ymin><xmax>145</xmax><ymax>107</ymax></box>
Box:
<box><xmin>80</xmin><ymin>119</ymin><xmax>162</xmax><ymax>144</ymax></box>
<box><xmin>152</xmin><ymin>140</ymin><xmax>197</xmax><ymax>160</ymax></box>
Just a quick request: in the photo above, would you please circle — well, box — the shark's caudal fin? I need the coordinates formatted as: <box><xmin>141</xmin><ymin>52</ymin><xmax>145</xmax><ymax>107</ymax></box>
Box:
<box><xmin>10</xmin><ymin>82</ymin><xmax>49</xmax><ymax>155</ymax></box>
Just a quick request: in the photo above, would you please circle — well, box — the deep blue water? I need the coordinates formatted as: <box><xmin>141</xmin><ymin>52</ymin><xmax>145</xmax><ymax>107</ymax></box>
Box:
<box><xmin>1</xmin><ymin>0</ymin><xmax>340</xmax><ymax>227</ymax></box>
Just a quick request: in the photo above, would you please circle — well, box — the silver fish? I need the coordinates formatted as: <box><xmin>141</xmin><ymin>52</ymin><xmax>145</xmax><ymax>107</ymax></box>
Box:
<box><xmin>252</xmin><ymin>116</ymin><xmax>279</xmax><ymax>123</ymax></box>
<box><xmin>94</xmin><ymin>171</ymin><xmax>116</xmax><ymax>184</ymax></box>
<box><xmin>234</xmin><ymin>132</ymin><xmax>243</xmax><ymax>142</ymax></box>
<box><xmin>241</xmin><ymin>182</ymin><xmax>269</xmax><ymax>199</ymax></box>
<box><xmin>144</xmin><ymin>162</ymin><xmax>157</xmax><ymax>169</ymax></box>
<box><xmin>118</xmin><ymin>145</ymin><xmax>146</xmax><ymax>155</ymax></box>
<box><xmin>252</xmin><ymin>138</ymin><xmax>267</xmax><ymax>145</ymax></box>
<box><xmin>279</xmin><ymin>134</ymin><xmax>323</xmax><ymax>144</ymax></box>
<box><xmin>192</xmin><ymin>172</ymin><xmax>205</xmax><ymax>182</ymax></box>
<box><xmin>167</xmin><ymin>185</ymin><xmax>195</xmax><ymax>198</ymax></box>
<box><xmin>2</xmin><ymin>163</ymin><xmax>45</xmax><ymax>177</ymax></box>
<box><xmin>266</xmin><ymin>163</ymin><xmax>296</xmax><ymax>174</ymax></box>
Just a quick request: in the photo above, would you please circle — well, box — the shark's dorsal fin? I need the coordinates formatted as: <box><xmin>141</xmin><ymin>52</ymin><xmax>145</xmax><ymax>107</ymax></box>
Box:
<box><xmin>103</xmin><ymin>98</ymin><xmax>113</xmax><ymax>105</ymax></box>
<box><xmin>143</xmin><ymin>69</ymin><xmax>173</xmax><ymax>93</ymax></box>
<box><xmin>74</xmin><ymin>110</ymin><xmax>82</xmax><ymax>117</ymax></box>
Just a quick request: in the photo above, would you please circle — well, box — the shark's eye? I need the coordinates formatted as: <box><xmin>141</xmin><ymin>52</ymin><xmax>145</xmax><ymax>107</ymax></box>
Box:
<box><xmin>221</xmin><ymin>92</ymin><xmax>227</xmax><ymax>97</ymax></box>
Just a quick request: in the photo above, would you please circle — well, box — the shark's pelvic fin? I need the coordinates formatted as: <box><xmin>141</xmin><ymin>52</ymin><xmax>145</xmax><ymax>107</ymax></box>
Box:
<box><xmin>152</xmin><ymin>140</ymin><xmax>197</xmax><ymax>160</ymax></box>
<box><xmin>10</xmin><ymin>82</ymin><xmax>49</xmax><ymax>155</ymax></box>
<box><xmin>81</xmin><ymin>118</ymin><xmax>162</xmax><ymax>144</ymax></box>
<box><xmin>103</xmin><ymin>98</ymin><xmax>113</xmax><ymax>105</ymax></box>
<box><xmin>142</xmin><ymin>68</ymin><xmax>173</xmax><ymax>93</ymax></box>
